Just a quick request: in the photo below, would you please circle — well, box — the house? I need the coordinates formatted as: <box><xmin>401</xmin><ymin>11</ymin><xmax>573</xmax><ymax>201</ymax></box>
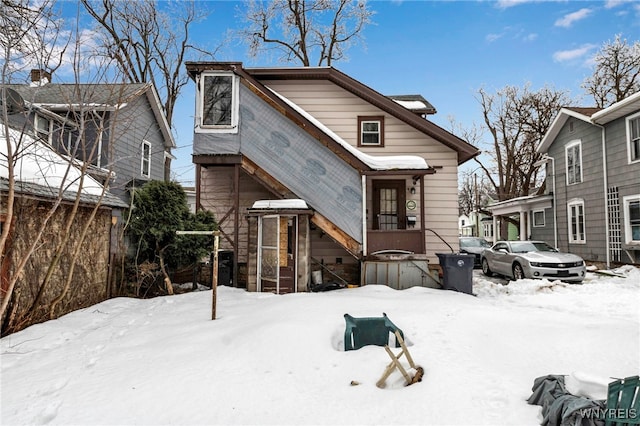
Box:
<box><xmin>1</xmin><ymin>121</ymin><xmax>128</xmax><ymax>334</ymax></box>
<box><xmin>487</xmin><ymin>91</ymin><xmax>640</xmax><ymax>266</ymax></box>
<box><xmin>185</xmin><ymin>62</ymin><xmax>479</xmax><ymax>293</ymax></box>
<box><xmin>3</xmin><ymin>69</ymin><xmax>176</xmax><ymax>205</ymax></box>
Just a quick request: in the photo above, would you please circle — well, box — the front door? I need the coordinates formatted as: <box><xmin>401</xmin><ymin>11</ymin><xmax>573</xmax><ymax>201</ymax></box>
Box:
<box><xmin>258</xmin><ymin>215</ymin><xmax>297</xmax><ymax>294</ymax></box>
<box><xmin>372</xmin><ymin>180</ymin><xmax>406</xmax><ymax>230</ymax></box>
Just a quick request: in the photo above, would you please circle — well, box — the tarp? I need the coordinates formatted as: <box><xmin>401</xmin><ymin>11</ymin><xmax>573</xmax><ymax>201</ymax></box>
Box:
<box><xmin>527</xmin><ymin>375</ymin><xmax>605</xmax><ymax>426</ymax></box>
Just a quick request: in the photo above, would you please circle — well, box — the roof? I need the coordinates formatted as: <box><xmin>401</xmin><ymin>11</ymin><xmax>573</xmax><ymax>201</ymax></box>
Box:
<box><xmin>538</xmin><ymin>91</ymin><xmax>640</xmax><ymax>153</ymax></box>
<box><xmin>0</xmin><ymin>177</ymin><xmax>127</xmax><ymax>208</ymax></box>
<box><xmin>4</xmin><ymin>83</ymin><xmax>175</xmax><ymax>149</ymax></box>
<box><xmin>0</xmin><ymin>124</ymin><xmax>127</xmax><ymax>209</ymax></box>
<box><xmin>185</xmin><ymin>62</ymin><xmax>479</xmax><ymax>165</ymax></box>
<box><xmin>591</xmin><ymin>90</ymin><xmax>640</xmax><ymax>124</ymax></box>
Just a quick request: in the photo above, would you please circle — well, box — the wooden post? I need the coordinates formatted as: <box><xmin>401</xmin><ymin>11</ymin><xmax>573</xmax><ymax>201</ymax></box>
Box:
<box><xmin>212</xmin><ymin>231</ymin><xmax>220</xmax><ymax>320</ymax></box>
<box><xmin>176</xmin><ymin>230</ymin><xmax>220</xmax><ymax>320</ymax></box>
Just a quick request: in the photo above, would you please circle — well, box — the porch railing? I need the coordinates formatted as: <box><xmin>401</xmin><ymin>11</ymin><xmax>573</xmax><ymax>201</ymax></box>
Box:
<box><xmin>366</xmin><ymin>230</ymin><xmax>424</xmax><ymax>255</ymax></box>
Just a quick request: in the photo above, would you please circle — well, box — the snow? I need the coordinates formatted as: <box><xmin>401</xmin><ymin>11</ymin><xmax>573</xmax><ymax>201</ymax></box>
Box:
<box><xmin>2</xmin><ymin>267</ymin><xmax>639</xmax><ymax>425</ymax></box>
<box><xmin>0</xmin><ymin>126</ymin><xmax>105</xmax><ymax>196</ymax></box>
<box><xmin>393</xmin><ymin>99</ymin><xmax>429</xmax><ymax>110</ymax></box>
<box><xmin>251</xmin><ymin>199</ymin><xmax>309</xmax><ymax>209</ymax></box>
<box><xmin>268</xmin><ymin>88</ymin><xmax>430</xmax><ymax>170</ymax></box>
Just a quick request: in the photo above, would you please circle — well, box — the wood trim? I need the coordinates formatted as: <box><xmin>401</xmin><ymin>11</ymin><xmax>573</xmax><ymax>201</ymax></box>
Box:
<box><xmin>310</xmin><ymin>212</ymin><xmax>361</xmax><ymax>258</ymax></box>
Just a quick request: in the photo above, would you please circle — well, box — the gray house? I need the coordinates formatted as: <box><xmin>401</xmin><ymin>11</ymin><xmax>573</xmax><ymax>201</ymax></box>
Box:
<box><xmin>4</xmin><ymin>70</ymin><xmax>176</xmax><ymax>204</ymax></box>
<box><xmin>488</xmin><ymin>91</ymin><xmax>640</xmax><ymax>266</ymax></box>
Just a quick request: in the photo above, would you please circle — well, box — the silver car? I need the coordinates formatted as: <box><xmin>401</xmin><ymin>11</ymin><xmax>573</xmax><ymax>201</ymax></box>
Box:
<box><xmin>481</xmin><ymin>240</ymin><xmax>586</xmax><ymax>283</ymax></box>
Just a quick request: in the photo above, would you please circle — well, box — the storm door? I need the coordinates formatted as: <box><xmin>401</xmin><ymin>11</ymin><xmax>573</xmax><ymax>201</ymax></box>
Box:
<box><xmin>257</xmin><ymin>215</ymin><xmax>297</xmax><ymax>294</ymax></box>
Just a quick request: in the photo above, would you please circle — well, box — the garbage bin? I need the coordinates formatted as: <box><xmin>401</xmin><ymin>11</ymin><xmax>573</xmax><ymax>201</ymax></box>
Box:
<box><xmin>211</xmin><ymin>250</ymin><xmax>234</xmax><ymax>286</ymax></box>
<box><xmin>436</xmin><ymin>253</ymin><xmax>475</xmax><ymax>294</ymax></box>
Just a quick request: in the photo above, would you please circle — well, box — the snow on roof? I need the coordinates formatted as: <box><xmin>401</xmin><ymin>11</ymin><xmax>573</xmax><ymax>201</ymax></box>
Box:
<box><xmin>251</xmin><ymin>199</ymin><xmax>309</xmax><ymax>209</ymax></box>
<box><xmin>1</xmin><ymin>125</ymin><xmax>106</xmax><ymax>197</ymax></box>
<box><xmin>393</xmin><ymin>100</ymin><xmax>429</xmax><ymax>110</ymax></box>
<box><xmin>268</xmin><ymin>88</ymin><xmax>430</xmax><ymax>171</ymax></box>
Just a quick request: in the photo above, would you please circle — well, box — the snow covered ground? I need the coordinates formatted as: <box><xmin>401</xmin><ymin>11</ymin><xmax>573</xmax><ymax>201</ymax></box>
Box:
<box><xmin>2</xmin><ymin>267</ymin><xmax>639</xmax><ymax>425</ymax></box>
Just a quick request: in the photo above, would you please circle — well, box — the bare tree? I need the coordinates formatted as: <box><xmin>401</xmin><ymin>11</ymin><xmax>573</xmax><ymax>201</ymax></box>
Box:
<box><xmin>239</xmin><ymin>0</ymin><xmax>374</xmax><ymax>66</ymax></box>
<box><xmin>79</xmin><ymin>0</ymin><xmax>213</xmax><ymax>125</ymax></box>
<box><xmin>582</xmin><ymin>34</ymin><xmax>640</xmax><ymax>108</ymax></box>
<box><xmin>475</xmin><ymin>84</ymin><xmax>571</xmax><ymax>203</ymax></box>
<box><xmin>0</xmin><ymin>1</ymin><xmax>137</xmax><ymax>333</ymax></box>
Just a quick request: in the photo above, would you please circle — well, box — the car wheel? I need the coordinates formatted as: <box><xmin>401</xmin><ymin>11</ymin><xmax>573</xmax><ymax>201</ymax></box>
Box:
<box><xmin>513</xmin><ymin>262</ymin><xmax>525</xmax><ymax>280</ymax></box>
<box><xmin>481</xmin><ymin>258</ymin><xmax>493</xmax><ymax>277</ymax></box>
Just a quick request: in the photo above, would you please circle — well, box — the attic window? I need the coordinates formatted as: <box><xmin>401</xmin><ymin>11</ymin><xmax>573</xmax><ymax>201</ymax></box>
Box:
<box><xmin>358</xmin><ymin>116</ymin><xmax>384</xmax><ymax>147</ymax></box>
<box><xmin>198</xmin><ymin>72</ymin><xmax>239</xmax><ymax>133</ymax></box>
<box><xmin>569</xmin><ymin>120</ymin><xmax>574</xmax><ymax>133</ymax></box>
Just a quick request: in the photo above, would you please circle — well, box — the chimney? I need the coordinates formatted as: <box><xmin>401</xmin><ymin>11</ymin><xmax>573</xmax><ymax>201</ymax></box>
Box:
<box><xmin>30</xmin><ymin>69</ymin><xmax>51</xmax><ymax>86</ymax></box>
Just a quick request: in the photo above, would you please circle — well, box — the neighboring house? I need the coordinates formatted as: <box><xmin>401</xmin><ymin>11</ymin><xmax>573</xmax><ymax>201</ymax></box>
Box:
<box><xmin>185</xmin><ymin>62</ymin><xmax>479</xmax><ymax>293</ymax></box>
<box><xmin>487</xmin><ymin>91</ymin><xmax>640</xmax><ymax>266</ymax></box>
<box><xmin>1</xmin><ymin>123</ymin><xmax>127</xmax><ymax>334</ymax></box>
<box><xmin>458</xmin><ymin>211</ymin><xmax>496</xmax><ymax>243</ymax></box>
<box><xmin>3</xmin><ymin>69</ymin><xmax>176</xmax><ymax>205</ymax></box>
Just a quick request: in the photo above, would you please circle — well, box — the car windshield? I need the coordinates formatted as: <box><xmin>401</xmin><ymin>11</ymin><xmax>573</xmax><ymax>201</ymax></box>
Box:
<box><xmin>460</xmin><ymin>238</ymin><xmax>491</xmax><ymax>248</ymax></box>
<box><xmin>509</xmin><ymin>241</ymin><xmax>557</xmax><ymax>253</ymax></box>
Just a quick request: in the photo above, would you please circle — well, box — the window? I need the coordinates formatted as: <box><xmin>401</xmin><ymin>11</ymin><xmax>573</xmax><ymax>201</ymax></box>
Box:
<box><xmin>567</xmin><ymin>199</ymin><xmax>585</xmax><ymax>244</ymax></box>
<box><xmin>141</xmin><ymin>141</ymin><xmax>151</xmax><ymax>178</ymax></box>
<box><xmin>358</xmin><ymin>116</ymin><xmax>384</xmax><ymax>147</ymax></box>
<box><xmin>199</xmin><ymin>73</ymin><xmax>238</xmax><ymax>131</ymax></box>
<box><xmin>35</xmin><ymin>114</ymin><xmax>51</xmax><ymax>142</ymax></box>
<box><xmin>627</xmin><ymin>113</ymin><xmax>640</xmax><ymax>163</ymax></box>
<box><xmin>483</xmin><ymin>223</ymin><xmax>494</xmax><ymax>239</ymax></box>
<box><xmin>532</xmin><ymin>210</ymin><xmax>545</xmax><ymax>227</ymax></box>
<box><xmin>623</xmin><ymin>195</ymin><xmax>640</xmax><ymax>244</ymax></box>
<box><xmin>372</xmin><ymin>180</ymin><xmax>405</xmax><ymax>230</ymax></box>
<box><xmin>566</xmin><ymin>141</ymin><xmax>582</xmax><ymax>185</ymax></box>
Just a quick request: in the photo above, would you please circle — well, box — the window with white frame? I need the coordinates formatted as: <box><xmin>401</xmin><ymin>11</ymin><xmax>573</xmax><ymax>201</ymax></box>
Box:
<box><xmin>627</xmin><ymin>113</ymin><xmax>640</xmax><ymax>163</ymax></box>
<box><xmin>483</xmin><ymin>223</ymin><xmax>494</xmax><ymax>238</ymax></box>
<box><xmin>358</xmin><ymin>116</ymin><xmax>384</xmax><ymax>146</ymax></box>
<box><xmin>567</xmin><ymin>199</ymin><xmax>585</xmax><ymax>243</ymax></box>
<box><xmin>35</xmin><ymin>114</ymin><xmax>52</xmax><ymax>142</ymax></box>
<box><xmin>623</xmin><ymin>195</ymin><xmax>640</xmax><ymax>244</ymax></box>
<box><xmin>533</xmin><ymin>210</ymin><xmax>545</xmax><ymax>227</ymax></box>
<box><xmin>565</xmin><ymin>140</ymin><xmax>582</xmax><ymax>185</ymax></box>
<box><xmin>199</xmin><ymin>72</ymin><xmax>239</xmax><ymax>131</ymax></box>
<box><xmin>141</xmin><ymin>141</ymin><xmax>151</xmax><ymax>178</ymax></box>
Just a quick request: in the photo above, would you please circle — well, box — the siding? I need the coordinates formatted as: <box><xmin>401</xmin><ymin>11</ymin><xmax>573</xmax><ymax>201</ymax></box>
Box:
<box><xmin>263</xmin><ymin>79</ymin><xmax>461</xmax><ymax>263</ymax></box>
<box><xmin>199</xmin><ymin>166</ymin><xmax>273</xmax><ymax>264</ymax></box>
<box><xmin>548</xmin><ymin>117</ymin><xmax>607</xmax><ymax>261</ymax></box>
<box><xmin>110</xmin><ymin>94</ymin><xmax>167</xmax><ymax>201</ymax></box>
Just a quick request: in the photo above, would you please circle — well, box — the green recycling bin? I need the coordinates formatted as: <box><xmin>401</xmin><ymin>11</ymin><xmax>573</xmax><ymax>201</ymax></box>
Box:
<box><xmin>436</xmin><ymin>253</ymin><xmax>475</xmax><ymax>294</ymax></box>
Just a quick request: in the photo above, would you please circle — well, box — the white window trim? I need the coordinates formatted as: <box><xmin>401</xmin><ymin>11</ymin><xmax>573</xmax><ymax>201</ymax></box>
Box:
<box><xmin>35</xmin><ymin>113</ymin><xmax>52</xmax><ymax>143</ymax></box>
<box><xmin>360</xmin><ymin>120</ymin><xmax>381</xmax><ymax>145</ymax></box>
<box><xmin>196</xmin><ymin>72</ymin><xmax>240</xmax><ymax>134</ymax></box>
<box><xmin>532</xmin><ymin>209</ymin><xmax>545</xmax><ymax>227</ymax></box>
<box><xmin>626</xmin><ymin>111</ymin><xmax>640</xmax><ymax>164</ymax></box>
<box><xmin>565</xmin><ymin>140</ymin><xmax>583</xmax><ymax>185</ymax></box>
<box><xmin>567</xmin><ymin>198</ymin><xmax>586</xmax><ymax>244</ymax></box>
<box><xmin>141</xmin><ymin>140</ymin><xmax>151</xmax><ymax>178</ymax></box>
<box><xmin>623</xmin><ymin>194</ymin><xmax>640</xmax><ymax>245</ymax></box>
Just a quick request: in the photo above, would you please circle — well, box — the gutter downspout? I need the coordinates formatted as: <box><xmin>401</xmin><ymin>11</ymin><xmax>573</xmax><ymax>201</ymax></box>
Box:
<box><xmin>361</xmin><ymin>175</ymin><xmax>367</xmax><ymax>257</ymax></box>
<box><xmin>595</xmin><ymin>123</ymin><xmax>610</xmax><ymax>268</ymax></box>
<box><xmin>550</xmin><ymin>156</ymin><xmax>558</xmax><ymax>250</ymax></box>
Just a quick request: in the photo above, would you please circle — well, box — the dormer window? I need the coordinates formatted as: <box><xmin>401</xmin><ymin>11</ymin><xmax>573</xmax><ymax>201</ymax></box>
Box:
<box><xmin>35</xmin><ymin>113</ymin><xmax>52</xmax><ymax>142</ymax></box>
<box><xmin>358</xmin><ymin>116</ymin><xmax>384</xmax><ymax>147</ymax></box>
<box><xmin>198</xmin><ymin>72</ymin><xmax>239</xmax><ymax>133</ymax></box>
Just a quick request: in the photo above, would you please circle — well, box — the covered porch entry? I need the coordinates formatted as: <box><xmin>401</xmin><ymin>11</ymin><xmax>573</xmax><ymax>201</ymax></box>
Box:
<box><xmin>247</xmin><ymin>200</ymin><xmax>312</xmax><ymax>294</ymax></box>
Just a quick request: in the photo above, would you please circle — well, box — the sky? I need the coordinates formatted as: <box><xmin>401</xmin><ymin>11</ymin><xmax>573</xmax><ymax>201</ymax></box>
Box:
<box><xmin>161</xmin><ymin>0</ymin><xmax>640</xmax><ymax>186</ymax></box>
<box><xmin>2</xmin><ymin>266</ymin><xmax>638</xmax><ymax>425</ymax></box>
